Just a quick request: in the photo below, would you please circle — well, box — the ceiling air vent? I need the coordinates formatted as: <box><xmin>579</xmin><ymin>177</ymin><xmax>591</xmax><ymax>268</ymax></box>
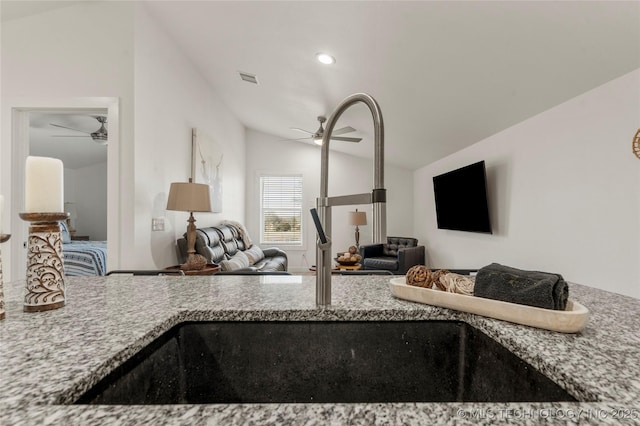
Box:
<box><xmin>239</xmin><ymin>71</ymin><xmax>258</xmax><ymax>84</ymax></box>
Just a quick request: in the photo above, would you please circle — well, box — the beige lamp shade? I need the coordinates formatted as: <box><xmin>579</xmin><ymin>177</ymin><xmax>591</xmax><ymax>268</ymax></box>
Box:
<box><xmin>349</xmin><ymin>210</ymin><xmax>367</xmax><ymax>226</ymax></box>
<box><xmin>166</xmin><ymin>182</ymin><xmax>212</xmax><ymax>213</ymax></box>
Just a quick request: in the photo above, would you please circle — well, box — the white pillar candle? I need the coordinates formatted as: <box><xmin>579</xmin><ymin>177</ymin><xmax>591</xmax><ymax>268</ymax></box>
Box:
<box><xmin>25</xmin><ymin>156</ymin><xmax>64</xmax><ymax>213</ymax></box>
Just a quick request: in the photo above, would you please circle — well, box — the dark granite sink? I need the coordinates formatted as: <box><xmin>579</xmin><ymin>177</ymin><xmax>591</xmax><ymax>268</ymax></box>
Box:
<box><xmin>75</xmin><ymin>321</ymin><xmax>576</xmax><ymax>404</ymax></box>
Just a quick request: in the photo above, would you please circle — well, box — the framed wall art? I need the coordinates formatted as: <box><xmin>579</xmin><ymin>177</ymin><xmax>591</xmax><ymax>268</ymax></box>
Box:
<box><xmin>191</xmin><ymin>128</ymin><xmax>223</xmax><ymax>213</ymax></box>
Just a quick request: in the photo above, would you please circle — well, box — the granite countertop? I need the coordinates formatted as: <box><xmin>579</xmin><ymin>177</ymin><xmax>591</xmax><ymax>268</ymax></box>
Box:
<box><xmin>1</xmin><ymin>274</ymin><xmax>640</xmax><ymax>425</ymax></box>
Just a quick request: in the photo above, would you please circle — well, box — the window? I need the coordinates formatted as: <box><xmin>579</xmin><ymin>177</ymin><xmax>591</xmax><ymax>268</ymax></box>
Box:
<box><xmin>260</xmin><ymin>174</ymin><xmax>303</xmax><ymax>245</ymax></box>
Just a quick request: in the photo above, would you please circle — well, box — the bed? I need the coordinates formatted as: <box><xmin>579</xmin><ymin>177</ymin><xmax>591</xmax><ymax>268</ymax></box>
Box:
<box><xmin>60</xmin><ymin>222</ymin><xmax>107</xmax><ymax>276</ymax></box>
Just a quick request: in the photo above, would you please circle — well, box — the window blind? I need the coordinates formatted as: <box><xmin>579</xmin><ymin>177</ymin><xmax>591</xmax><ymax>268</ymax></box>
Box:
<box><xmin>260</xmin><ymin>175</ymin><xmax>303</xmax><ymax>245</ymax></box>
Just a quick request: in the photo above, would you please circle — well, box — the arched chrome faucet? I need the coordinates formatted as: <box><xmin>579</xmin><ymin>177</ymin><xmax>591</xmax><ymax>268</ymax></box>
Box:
<box><xmin>315</xmin><ymin>93</ymin><xmax>387</xmax><ymax>306</ymax></box>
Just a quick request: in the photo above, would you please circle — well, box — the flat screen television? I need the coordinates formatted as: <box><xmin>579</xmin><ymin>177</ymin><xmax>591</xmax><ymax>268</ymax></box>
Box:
<box><xmin>433</xmin><ymin>160</ymin><xmax>492</xmax><ymax>234</ymax></box>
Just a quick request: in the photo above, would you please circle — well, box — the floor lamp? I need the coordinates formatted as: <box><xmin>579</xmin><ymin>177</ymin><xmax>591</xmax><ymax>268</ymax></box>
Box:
<box><xmin>166</xmin><ymin>180</ymin><xmax>212</xmax><ymax>270</ymax></box>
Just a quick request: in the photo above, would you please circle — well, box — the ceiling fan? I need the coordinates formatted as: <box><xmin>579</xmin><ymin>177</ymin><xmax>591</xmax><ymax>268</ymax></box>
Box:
<box><xmin>50</xmin><ymin>116</ymin><xmax>108</xmax><ymax>144</ymax></box>
<box><xmin>287</xmin><ymin>116</ymin><xmax>362</xmax><ymax>145</ymax></box>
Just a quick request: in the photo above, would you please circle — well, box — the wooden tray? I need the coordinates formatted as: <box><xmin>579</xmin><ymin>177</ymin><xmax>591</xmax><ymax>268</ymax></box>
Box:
<box><xmin>389</xmin><ymin>277</ymin><xmax>589</xmax><ymax>333</ymax></box>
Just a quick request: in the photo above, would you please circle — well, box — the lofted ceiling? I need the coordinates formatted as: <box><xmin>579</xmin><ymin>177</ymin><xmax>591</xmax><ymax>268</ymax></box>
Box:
<box><xmin>142</xmin><ymin>0</ymin><xmax>640</xmax><ymax>170</ymax></box>
<box><xmin>0</xmin><ymin>0</ymin><xmax>88</xmax><ymax>22</ymax></box>
<box><xmin>5</xmin><ymin>1</ymin><xmax>640</xmax><ymax>170</ymax></box>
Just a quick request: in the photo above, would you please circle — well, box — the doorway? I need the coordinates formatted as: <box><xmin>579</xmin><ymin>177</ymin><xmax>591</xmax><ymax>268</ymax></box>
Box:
<box><xmin>7</xmin><ymin>98</ymin><xmax>120</xmax><ymax>281</ymax></box>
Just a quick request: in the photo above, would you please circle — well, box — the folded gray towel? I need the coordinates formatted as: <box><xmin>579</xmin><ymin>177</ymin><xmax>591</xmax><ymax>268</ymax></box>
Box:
<box><xmin>474</xmin><ymin>263</ymin><xmax>569</xmax><ymax>310</ymax></box>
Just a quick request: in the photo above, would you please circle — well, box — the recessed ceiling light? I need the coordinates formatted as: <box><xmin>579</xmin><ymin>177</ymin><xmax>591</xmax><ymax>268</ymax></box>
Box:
<box><xmin>316</xmin><ymin>52</ymin><xmax>335</xmax><ymax>65</ymax></box>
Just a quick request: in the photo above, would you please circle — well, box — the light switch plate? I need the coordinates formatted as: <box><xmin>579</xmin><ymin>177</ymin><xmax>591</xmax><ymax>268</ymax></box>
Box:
<box><xmin>152</xmin><ymin>217</ymin><xmax>165</xmax><ymax>231</ymax></box>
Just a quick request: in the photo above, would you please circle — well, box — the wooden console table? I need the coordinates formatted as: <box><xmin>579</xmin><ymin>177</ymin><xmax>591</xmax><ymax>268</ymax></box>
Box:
<box><xmin>307</xmin><ymin>264</ymin><xmax>363</xmax><ymax>274</ymax></box>
<box><xmin>334</xmin><ymin>263</ymin><xmax>362</xmax><ymax>271</ymax></box>
<box><xmin>164</xmin><ymin>264</ymin><xmax>220</xmax><ymax>276</ymax></box>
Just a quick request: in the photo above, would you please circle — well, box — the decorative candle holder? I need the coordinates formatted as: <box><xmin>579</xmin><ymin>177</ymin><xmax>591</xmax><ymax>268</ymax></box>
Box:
<box><xmin>19</xmin><ymin>213</ymin><xmax>69</xmax><ymax>312</ymax></box>
<box><xmin>0</xmin><ymin>233</ymin><xmax>10</xmax><ymax>320</ymax></box>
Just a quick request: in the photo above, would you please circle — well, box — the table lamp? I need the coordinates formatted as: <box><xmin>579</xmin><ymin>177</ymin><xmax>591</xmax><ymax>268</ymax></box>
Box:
<box><xmin>167</xmin><ymin>179</ymin><xmax>212</xmax><ymax>270</ymax></box>
<box><xmin>349</xmin><ymin>209</ymin><xmax>367</xmax><ymax>247</ymax></box>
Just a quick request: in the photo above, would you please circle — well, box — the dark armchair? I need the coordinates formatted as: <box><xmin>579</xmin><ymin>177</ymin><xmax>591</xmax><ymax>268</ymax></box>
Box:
<box><xmin>359</xmin><ymin>237</ymin><xmax>425</xmax><ymax>275</ymax></box>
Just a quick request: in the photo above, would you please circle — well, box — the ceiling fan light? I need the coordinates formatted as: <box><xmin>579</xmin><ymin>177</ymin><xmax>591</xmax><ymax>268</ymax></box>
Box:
<box><xmin>91</xmin><ymin>117</ymin><xmax>108</xmax><ymax>143</ymax></box>
<box><xmin>91</xmin><ymin>132</ymin><xmax>108</xmax><ymax>144</ymax></box>
<box><xmin>313</xmin><ymin>137</ymin><xmax>323</xmax><ymax>145</ymax></box>
<box><xmin>316</xmin><ymin>52</ymin><xmax>335</xmax><ymax>65</ymax></box>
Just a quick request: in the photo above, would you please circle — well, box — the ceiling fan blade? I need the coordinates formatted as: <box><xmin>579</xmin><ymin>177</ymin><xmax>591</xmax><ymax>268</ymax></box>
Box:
<box><xmin>277</xmin><ymin>137</ymin><xmax>312</xmax><ymax>142</ymax></box>
<box><xmin>52</xmin><ymin>135</ymin><xmax>90</xmax><ymax>138</ymax></box>
<box><xmin>289</xmin><ymin>127</ymin><xmax>315</xmax><ymax>135</ymax></box>
<box><xmin>50</xmin><ymin>123</ymin><xmax>89</xmax><ymax>134</ymax></box>
<box><xmin>331</xmin><ymin>136</ymin><xmax>362</xmax><ymax>143</ymax></box>
<box><xmin>332</xmin><ymin>126</ymin><xmax>356</xmax><ymax>136</ymax></box>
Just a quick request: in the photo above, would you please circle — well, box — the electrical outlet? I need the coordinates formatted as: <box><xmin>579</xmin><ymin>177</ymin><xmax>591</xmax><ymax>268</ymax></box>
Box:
<box><xmin>151</xmin><ymin>217</ymin><xmax>165</xmax><ymax>231</ymax></box>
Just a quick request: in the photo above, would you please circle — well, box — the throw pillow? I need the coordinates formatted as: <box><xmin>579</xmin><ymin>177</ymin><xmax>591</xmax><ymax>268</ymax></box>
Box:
<box><xmin>59</xmin><ymin>221</ymin><xmax>71</xmax><ymax>244</ymax></box>
<box><xmin>219</xmin><ymin>251</ymin><xmax>250</xmax><ymax>271</ymax></box>
<box><xmin>244</xmin><ymin>245</ymin><xmax>265</xmax><ymax>265</ymax></box>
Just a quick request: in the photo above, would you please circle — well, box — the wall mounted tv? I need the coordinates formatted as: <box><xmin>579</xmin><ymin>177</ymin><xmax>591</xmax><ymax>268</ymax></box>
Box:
<box><xmin>432</xmin><ymin>160</ymin><xmax>492</xmax><ymax>234</ymax></box>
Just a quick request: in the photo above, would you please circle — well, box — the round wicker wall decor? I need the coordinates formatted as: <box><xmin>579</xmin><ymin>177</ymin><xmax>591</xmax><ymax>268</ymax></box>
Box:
<box><xmin>634</xmin><ymin>128</ymin><xmax>640</xmax><ymax>159</ymax></box>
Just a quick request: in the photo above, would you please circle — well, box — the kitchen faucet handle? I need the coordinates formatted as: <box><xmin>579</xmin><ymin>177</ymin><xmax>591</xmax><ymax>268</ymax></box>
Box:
<box><xmin>310</xmin><ymin>208</ymin><xmax>328</xmax><ymax>244</ymax></box>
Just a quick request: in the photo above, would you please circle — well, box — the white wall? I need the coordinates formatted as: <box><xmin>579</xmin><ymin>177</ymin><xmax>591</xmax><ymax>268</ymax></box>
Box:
<box><xmin>246</xmin><ymin>129</ymin><xmax>414</xmax><ymax>272</ymax></box>
<box><xmin>134</xmin><ymin>4</ymin><xmax>246</xmax><ymax>269</ymax></box>
<box><xmin>414</xmin><ymin>69</ymin><xmax>640</xmax><ymax>298</ymax></box>
<box><xmin>64</xmin><ymin>163</ymin><xmax>108</xmax><ymax>240</ymax></box>
<box><xmin>0</xmin><ymin>1</ymin><xmax>245</xmax><ymax>277</ymax></box>
<box><xmin>75</xmin><ymin>162</ymin><xmax>108</xmax><ymax>240</ymax></box>
<box><xmin>1</xmin><ymin>1</ymin><xmax>134</xmax><ymax>279</ymax></box>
